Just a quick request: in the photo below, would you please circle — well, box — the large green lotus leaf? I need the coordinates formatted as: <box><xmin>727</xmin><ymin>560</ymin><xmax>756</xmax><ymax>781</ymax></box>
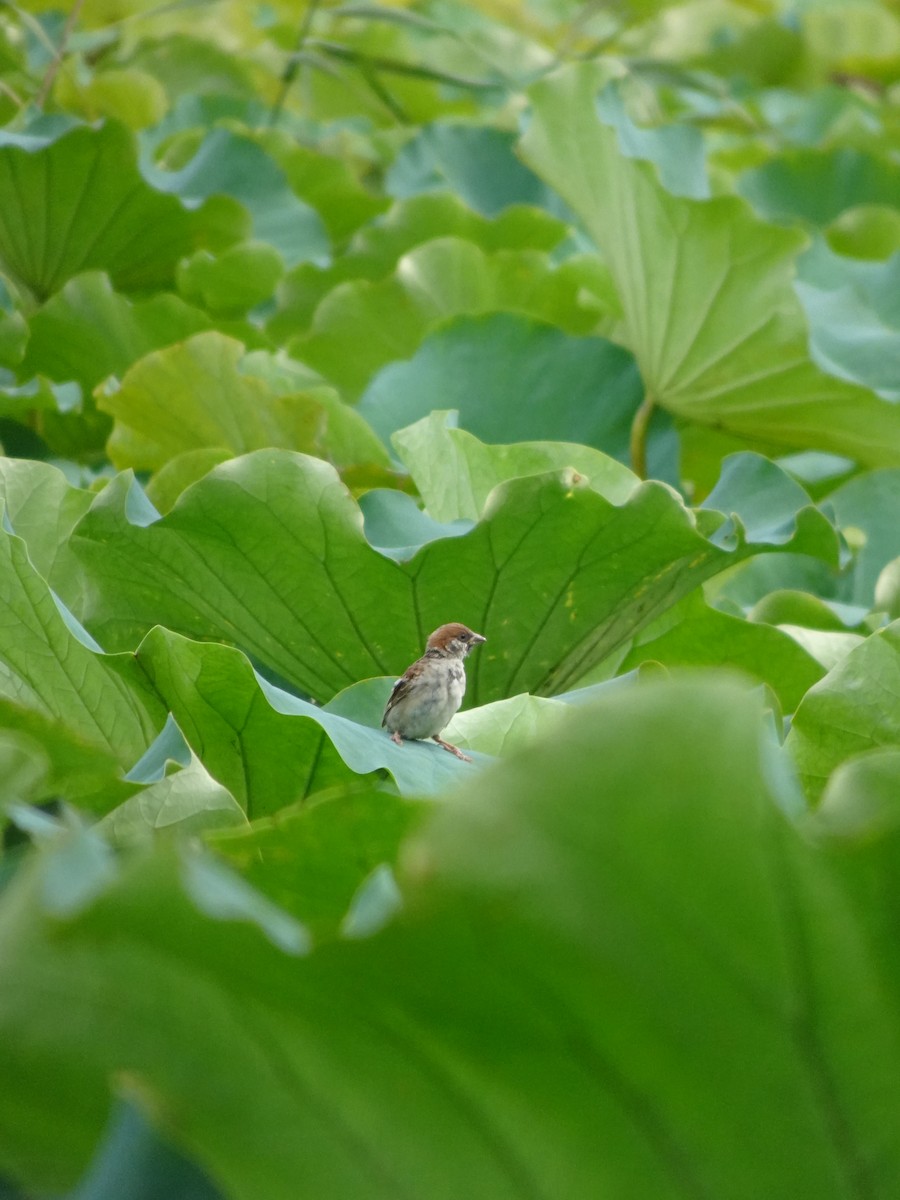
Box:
<box><xmin>71</xmin><ymin>449</ymin><xmax>837</xmax><ymax>705</ymax></box>
<box><xmin>99</xmin><ymin>332</ymin><xmax>389</xmax><ymax>475</ymax></box>
<box><xmin>133</xmin><ymin>627</ymin><xmax>476</xmax><ymax>804</ymax></box>
<box><xmin>786</xmin><ymin>622</ymin><xmax>900</xmax><ymax>802</ymax></box>
<box><xmin>827</xmin><ymin>469</ymin><xmax>900</xmax><ymax>606</ymax></box>
<box><xmin>19</xmin><ymin>272</ymin><xmax>212</xmax><ymax>393</ymax></box>
<box><xmin>0</xmin><ymin>521</ymin><xmax>164</xmax><ymax>772</ymax></box>
<box><xmin>386</xmin><ymin>123</ymin><xmax>559</xmax><ymax>215</ymax></box>
<box><xmin>802</xmin><ymin>2</ymin><xmax>900</xmax><ymax>84</ymax></box>
<box><xmin>127</xmin><ymin>35</ymin><xmax>258</xmax><ymax>101</ymax></box>
<box><xmin>322</xmin><ymin>675</ymin><xmax>622</xmax><ymax>758</ymax></box>
<box><xmin>798</xmin><ymin>242</ymin><xmax>900</xmax><ymax>328</ymax></box>
<box><xmin>57</xmin><ymin>65</ymin><xmax>168</xmax><ymax>132</ymax></box>
<box><xmin>359</xmin><ymin>489</ymin><xmax>473</xmax><ymax>561</ymax></box>
<box><xmin>812</xmin><ymin>747</ymin><xmax>900</xmax><ymax>843</ymax></box>
<box><xmin>207</xmin><ymin>786</ymin><xmax>427</xmax><ymax>940</ymax></box>
<box><xmin>0</xmin><ymin>698</ymin><xmax>132</xmax><ymax>811</ymax></box>
<box><xmin>0</xmin><ymin>729</ymin><xmax>50</xmax><ymax>812</ymax></box>
<box><xmin>795</xmin><ymin>241</ymin><xmax>900</xmax><ymax>404</ymax></box>
<box><xmin>255</xmin><ymin>131</ymin><xmax>390</xmax><ymax>247</ymax></box>
<box><xmin>144</xmin><ymin>448</ymin><xmax>234</xmax><ymax>516</ymax></box>
<box><xmin>392</xmin><ymin>410</ymin><xmax>637</xmax><ymax>521</ymax></box>
<box><xmin>269</xmin><ymin>193</ymin><xmax>568</xmax><ymax>342</ymax></box>
<box><xmin>149</xmin><ymin>128</ymin><xmax>329</xmax><ymax>269</ymax></box>
<box><xmin>444</xmin><ymin>690</ymin><xmax>578</xmax><ymax>756</ymax></box>
<box><xmin>293</xmin><ymin>239</ymin><xmax>609</xmax><ymax>398</ymax></box>
<box><xmin>176</xmin><ymin>241</ymin><xmax>284</xmax><ymax>317</ymax></box>
<box><xmin>778</xmin><ymin>627</ymin><xmax>865</xmax><ymax>675</ymax></box>
<box><xmin>614</xmin><ymin>589</ymin><xmax>823</xmax><ymax>709</ymax></box>
<box><xmin>738</xmin><ymin>148</ymin><xmax>900</xmax><ymax>226</ymax></box>
<box><xmin>594</xmin><ymin>81</ymin><xmax>710</xmax><ymax>200</ymax></box>
<box><xmin>0</xmin><ymin>123</ymin><xmax>202</xmax><ymax>302</ymax></box>
<box><xmin>98</xmin><ymin>752</ymin><xmax>247</xmax><ymax>847</ymax></box>
<box><xmin>48</xmin><ymin>1102</ymin><xmax>225</xmax><ymax>1200</ymax></box>
<box><xmin>699</xmin><ymin>451</ymin><xmax>838</xmax><ymax>555</ymax></box>
<box><xmin>357</xmin><ymin>312</ymin><xmax>647</xmax><ymax>464</ymax></box>
<box><xmin>0</xmin><ymin>457</ymin><xmax>92</xmax><ymax>600</ymax></box>
<box><xmin>748</xmin><ymin>589</ymin><xmax>865</xmax><ymax>633</ymax></box>
<box><xmin>802</xmin><ymin>292</ymin><xmax>900</xmax><ymax>407</ymax></box>
<box><xmin>827</xmin><ymin>205</ymin><xmax>900</xmax><ymax>260</ymax></box>
<box><xmin>2</xmin><ymin>680</ymin><xmax>899</xmax><ymax>1197</ymax></box>
<box><xmin>519</xmin><ymin>63</ymin><xmax>900</xmax><ymax>466</ymax></box>
<box><xmin>706</xmin><ymin>553</ymin><xmax>843</xmax><ymax>620</ymax></box>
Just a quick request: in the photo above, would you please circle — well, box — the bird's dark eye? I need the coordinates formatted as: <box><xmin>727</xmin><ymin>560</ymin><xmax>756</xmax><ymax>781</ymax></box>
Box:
<box><xmin>460</xmin><ymin>631</ymin><xmax>470</xmax><ymax>640</ymax></box>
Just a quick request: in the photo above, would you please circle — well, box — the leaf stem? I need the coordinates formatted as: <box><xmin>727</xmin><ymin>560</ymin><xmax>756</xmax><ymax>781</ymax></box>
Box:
<box><xmin>268</xmin><ymin>0</ymin><xmax>322</xmax><ymax>128</ymax></box>
<box><xmin>308</xmin><ymin>40</ymin><xmax>502</xmax><ymax>90</ymax></box>
<box><xmin>629</xmin><ymin>393</ymin><xmax>655</xmax><ymax>480</ymax></box>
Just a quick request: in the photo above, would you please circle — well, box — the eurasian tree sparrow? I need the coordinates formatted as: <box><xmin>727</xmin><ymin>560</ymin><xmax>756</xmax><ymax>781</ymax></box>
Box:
<box><xmin>382</xmin><ymin>623</ymin><xmax>486</xmax><ymax>761</ymax></box>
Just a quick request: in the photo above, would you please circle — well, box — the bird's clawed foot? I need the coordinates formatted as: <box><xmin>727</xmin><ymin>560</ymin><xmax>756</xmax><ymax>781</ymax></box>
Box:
<box><xmin>432</xmin><ymin>735</ymin><xmax>472</xmax><ymax>762</ymax></box>
<box><xmin>390</xmin><ymin>731</ymin><xmax>404</xmax><ymax>747</ymax></box>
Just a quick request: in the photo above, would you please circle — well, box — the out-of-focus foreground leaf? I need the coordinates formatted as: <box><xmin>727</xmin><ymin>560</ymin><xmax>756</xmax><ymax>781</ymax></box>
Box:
<box><xmin>0</xmin><ymin>679</ymin><xmax>898</xmax><ymax>1198</ymax></box>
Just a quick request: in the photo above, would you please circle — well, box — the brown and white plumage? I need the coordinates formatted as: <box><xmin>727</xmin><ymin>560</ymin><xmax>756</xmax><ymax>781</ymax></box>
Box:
<box><xmin>382</xmin><ymin>623</ymin><xmax>486</xmax><ymax>761</ymax></box>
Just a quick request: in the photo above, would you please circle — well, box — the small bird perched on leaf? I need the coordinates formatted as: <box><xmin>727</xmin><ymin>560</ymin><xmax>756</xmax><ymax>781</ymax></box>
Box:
<box><xmin>382</xmin><ymin>623</ymin><xmax>486</xmax><ymax>762</ymax></box>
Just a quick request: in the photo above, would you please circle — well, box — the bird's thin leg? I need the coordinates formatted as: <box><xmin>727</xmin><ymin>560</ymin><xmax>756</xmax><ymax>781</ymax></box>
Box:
<box><xmin>390</xmin><ymin>731</ymin><xmax>404</xmax><ymax>746</ymax></box>
<box><xmin>432</xmin><ymin>735</ymin><xmax>472</xmax><ymax>763</ymax></box>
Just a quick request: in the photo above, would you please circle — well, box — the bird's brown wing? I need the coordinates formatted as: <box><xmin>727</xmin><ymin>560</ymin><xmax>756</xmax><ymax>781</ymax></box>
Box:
<box><xmin>382</xmin><ymin>676</ymin><xmax>412</xmax><ymax>726</ymax></box>
<box><xmin>381</xmin><ymin>659</ymin><xmax>424</xmax><ymax>726</ymax></box>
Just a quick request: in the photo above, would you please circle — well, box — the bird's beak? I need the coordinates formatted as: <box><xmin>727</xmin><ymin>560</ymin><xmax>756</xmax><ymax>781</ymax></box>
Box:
<box><xmin>472</xmin><ymin>632</ymin><xmax>486</xmax><ymax>645</ymax></box>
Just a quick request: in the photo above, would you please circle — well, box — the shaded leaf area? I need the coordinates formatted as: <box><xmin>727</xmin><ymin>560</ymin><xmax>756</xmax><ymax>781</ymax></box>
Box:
<box><xmin>594</xmin><ymin>85</ymin><xmax>709</xmax><ymax>200</ymax></box>
<box><xmin>55</xmin><ymin>62</ymin><xmax>168</xmax><ymax>132</ymax></box>
<box><xmin>69</xmin><ymin>448</ymin><xmax>836</xmax><ymax>706</ymax></box>
<box><xmin>786</xmin><ymin>621</ymin><xmax>900</xmax><ymax>803</ymax></box>
<box><xmin>208</xmin><ymin>786</ymin><xmax>427</xmax><ymax>942</ymax></box>
<box><xmin>64</xmin><ymin>1101</ymin><xmax>227</xmax><ymax>1200</ymax></box>
<box><xmin>386</xmin><ymin>123</ymin><xmax>561</xmax><ymax>215</ymax></box>
<box><xmin>0</xmin><ymin>520</ymin><xmax>164</xmax><ymax>777</ymax></box>
<box><xmin>706</xmin><ymin>553</ymin><xmax>844</xmax><ymax>625</ymax></box>
<box><xmin>812</xmin><ymin>747</ymin><xmax>900</xmax><ymax>844</ymax></box>
<box><xmin>615</xmin><ymin>589</ymin><xmax>824</xmax><ymax>710</ymax></box>
<box><xmin>321</xmin><ymin>674</ymin><xmax>628</xmax><ymax>759</ymax></box>
<box><xmin>443</xmin><ymin>684</ymin><xmax>624</xmax><ymax>756</ymax></box>
<box><xmin>1</xmin><ymin>681</ymin><xmax>899</xmax><ymax>1198</ymax></box>
<box><xmin>268</xmin><ymin>193</ymin><xmax>568</xmax><ymax>342</ymax></box>
<box><xmin>827</xmin><ymin>205</ymin><xmax>900</xmax><ymax>261</ymax></box>
<box><xmin>519</xmin><ymin>67</ymin><xmax>900</xmax><ymax>466</ymax></box>
<box><xmin>357</xmin><ymin>312</ymin><xmax>651</xmax><ymax>468</ymax></box>
<box><xmin>145</xmin><ymin>127</ymin><xmax>330</xmax><ymax>269</ymax></box>
<box><xmin>826</xmin><ymin>469</ymin><xmax>900</xmax><ymax>607</ymax></box>
<box><xmin>747</xmin><ymin>589</ymin><xmax>866</xmax><ymax>634</ymax></box>
<box><xmin>19</xmin><ymin>272</ymin><xmax>211</xmax><ymax>393</ymax></box>
<box><xmin>0</xmin><ymin>457</ymin><xmax>93</xmax><ymax>600</ymax></box>
<box><xmin>0</xmin><ymin>714</ymin><xmax>130</xmax><ymax>816</ymax></box>
<box><xmin>738</xmin><ymin>147</ymin><xmax>900</xmax><ymax>227</ymax></box>
<box><xmin>256</xmin><ymin>130</ymin><xmax>390</xmax><ymax>248</ymax></box>
<box><xmin>134</xmin><ymin>627</ymin><xmax>475</xmax><ymax>803</ymax></box>
<box><xmin>0</xmin><ymin>123</ymin><xmax>220</xmax><ymax>302</ymax></box>
<box><xmin>796</xmin><ymin>242</ymin><xmax>900</xmax><ymax>403</ymax></box>
<box><xmin>710</xmin><ymin>461</ymin><xmax>900</xmax><ymax>625</ymax></box>
<box><xmin>80</xmin><ymin>715</ymin><xmax>261</xmax><ymax>847</ymax></box>
<box><xmin>359</xmin><ymin>490</ymin><xmax>473</xmax><ymax>561</ymax></box>
<box><xmin>291</xmin><ymin>238</ymin><xmax>610</xmax><ymax>399</ymax></box>
<box><xmin>98</xmin><ymin>331</ymin><xmax>389</xmax><ymax>478</ymax></box>
<box><xmin>176</xmin><ymin>240</ymin><xmax>284</xmax><ymax>316</ymax></box>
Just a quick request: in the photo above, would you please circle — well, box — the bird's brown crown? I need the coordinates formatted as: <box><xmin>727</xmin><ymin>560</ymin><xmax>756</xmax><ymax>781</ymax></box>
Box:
<box><xmin>425</xmin><ymin>623</ymin><xmax>486</xmax><ymax>653</ymax></box>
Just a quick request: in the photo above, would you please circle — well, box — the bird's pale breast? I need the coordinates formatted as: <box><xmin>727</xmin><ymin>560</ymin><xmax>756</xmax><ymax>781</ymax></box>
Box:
<box><xmin>387</xmin><ymin>659</ymin><xmax>466</xmax><ymax>739</ymax></box>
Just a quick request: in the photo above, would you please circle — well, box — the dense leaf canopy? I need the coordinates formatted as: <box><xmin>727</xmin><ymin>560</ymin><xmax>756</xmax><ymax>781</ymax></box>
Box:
<box><xmin>1</xmin><ymin>2</ymin><xmax>899</xmax><ymax>1198</ymax></box>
